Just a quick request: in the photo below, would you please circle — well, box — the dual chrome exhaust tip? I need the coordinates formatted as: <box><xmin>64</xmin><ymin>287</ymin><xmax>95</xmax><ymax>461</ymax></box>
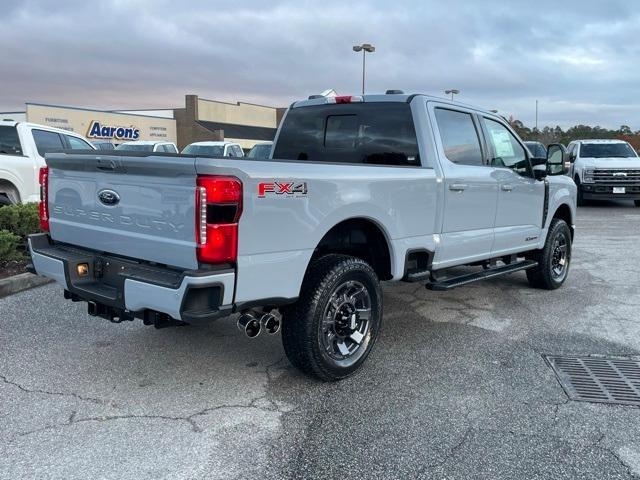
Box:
<box><xmin>237</xmin><ymin>311</ymin><xmax>281</xmax><ymax>338</ymax></box>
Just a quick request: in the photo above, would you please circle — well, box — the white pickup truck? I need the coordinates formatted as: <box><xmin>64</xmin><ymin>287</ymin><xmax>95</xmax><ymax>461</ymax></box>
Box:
<box><xmin>566</xmin><ymin>139</ymin><xmax>640</xmax><ymax>206</ymax></box>
<box><xmin>28</xmin><ymin>93</ymin><xmax>576</xmax><ymax>380</ymax></box>
<box><xmin>0</xmin><ymin>121</ymin><xmax>95</xmax><ymax>205</ymax></box>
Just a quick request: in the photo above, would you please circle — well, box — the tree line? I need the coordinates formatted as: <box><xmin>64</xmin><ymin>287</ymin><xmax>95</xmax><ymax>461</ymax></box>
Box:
<box><xmin>507</xmin><ymin>117</ymin><xmax>640</xmax><ymax>151</ymax></box>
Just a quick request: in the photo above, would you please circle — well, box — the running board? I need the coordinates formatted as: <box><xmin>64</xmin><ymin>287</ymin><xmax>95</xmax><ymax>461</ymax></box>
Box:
<box><xmin>426</xmin><ymin>260</ymin><xmax>538</xmax><ymax>291</ymax></box>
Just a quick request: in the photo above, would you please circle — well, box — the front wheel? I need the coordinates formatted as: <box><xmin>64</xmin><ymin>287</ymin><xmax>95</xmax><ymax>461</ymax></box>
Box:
<box><xmin>526</xmin><ymin>219</ymin><xmax>572</xmax><ymax>290</ymax></box>
<box><xmin>281</xmin><ymin>254</ymin><xmax>383</xmax><ymax>381</ymax></box>
<box><xmin>575</xmin><ymin>177</ymin><xmax>586</xmax><ymax>206</ymax></box>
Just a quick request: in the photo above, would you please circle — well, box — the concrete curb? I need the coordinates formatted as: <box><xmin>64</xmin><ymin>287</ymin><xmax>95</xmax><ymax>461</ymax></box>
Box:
<box><xmin>0</xmin><ymin>272</ymin><xmax>53</xmax><ymax>299</ymax></box>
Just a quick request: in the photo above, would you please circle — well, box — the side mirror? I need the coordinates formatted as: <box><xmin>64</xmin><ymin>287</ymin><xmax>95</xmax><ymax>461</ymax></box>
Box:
<box><xmin>533</xmin><ymin>166</ymin><xmax>547</xmax><ymax>180</ymax></box>
<box><xmin>530</xmin><ymin>156</ymin><xmax>547</xmax><ymax>167</ymax></box>
<box><xmin>547</xmin><ymin>144</ymin><xmax>566</xmax><ymax>175</ymax></box>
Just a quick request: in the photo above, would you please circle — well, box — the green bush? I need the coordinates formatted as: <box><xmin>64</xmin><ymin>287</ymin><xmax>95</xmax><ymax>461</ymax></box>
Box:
<box><xmin>0</xmin><ymin>230</ymin><xmax>21</xmax><ymax>262</ymax></box>
<box><xmin>0</xmin><ymin>202</ymin><xmax>40</xmax><ymax>240</ymax></box>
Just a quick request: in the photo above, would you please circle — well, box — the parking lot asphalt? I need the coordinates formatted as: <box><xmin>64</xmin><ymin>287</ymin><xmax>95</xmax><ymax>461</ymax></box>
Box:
<box><xmin>2</xmin><ymin>201</ymin><xmax>640</xmax><ymax>480</ymax></box>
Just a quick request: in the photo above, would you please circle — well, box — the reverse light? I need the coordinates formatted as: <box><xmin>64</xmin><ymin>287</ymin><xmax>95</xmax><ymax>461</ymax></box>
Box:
<box><xmin>38</xmin><ymin>167</ymin><xmax>50</xmax><ymax>231</ymax></box>
<box><xmin>196</xmin><ymin>176</ymin><xmax>242</xmax><ymax>264</ymax></box>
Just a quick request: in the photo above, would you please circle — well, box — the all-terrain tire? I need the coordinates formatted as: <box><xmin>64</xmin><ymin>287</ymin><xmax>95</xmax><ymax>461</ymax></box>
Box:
<box><xmin>526</xmin><ymin>218</ymin><xmax>572</xmax><ymax>290</ymax></box>
<box><xmin>281</xmin><ymin>254</ymin><xmax>383</xmax><ymax>381</ymax></box>
<box><xmin>575</xmin><ymin>177</ymin><xmax>586</xmax><ymax>206</ymax></box>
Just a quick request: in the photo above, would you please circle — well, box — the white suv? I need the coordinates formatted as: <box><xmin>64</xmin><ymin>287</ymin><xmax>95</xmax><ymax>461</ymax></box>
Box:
<box><xmin>115</xmin><ymin>141</ymin><xmax>178</xmax><ymax>153</ymax></box>
<box><xmin>566</xmin><ymin>139</ymin><xmax>640</xmax><ymax>206</ymax></box>
<box><xmin>0</xmin><ymin>121</ymin><xmax>95</xmax><ymax>205</ymax></box>
<box><xmin>181</xmin><ymin>141</ymin><xmax>244</xmax><ymax>157</ymax></box>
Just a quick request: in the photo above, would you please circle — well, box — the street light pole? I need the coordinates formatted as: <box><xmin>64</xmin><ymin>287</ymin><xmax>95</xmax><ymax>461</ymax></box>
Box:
<box><xmin>445</xmin><ymin>89</ymin><xmax>460</xmax><ymax>101</ymax></box>
<box><xmin>353</xmin><ymin>43</ymin><xmax>375</xmax><ymax>95</ymax></box>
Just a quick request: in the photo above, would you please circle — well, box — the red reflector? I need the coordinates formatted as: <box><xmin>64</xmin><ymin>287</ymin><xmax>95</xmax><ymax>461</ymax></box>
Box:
<box><xmin>38</xmin><ymin>167</ymin><xmax>49</xmax><ymax>232</ymax></box>
<box><xmin>198</xmin><ymin>224</ymin><xmax>238</xmax><ymax>264</ymax></box>
<box><xmin>334</xmin><ymin>96</ymin><xmax>352</xmax><ymax>104</ymax></box>
<box><xmin>196</xmin><ymin>176</ymin><xmax>242</xmax><ymax>264</ymax></box>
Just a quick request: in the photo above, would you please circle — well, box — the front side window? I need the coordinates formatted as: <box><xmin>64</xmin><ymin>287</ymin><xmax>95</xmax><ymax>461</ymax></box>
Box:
<box><xmin>65</xmin><ymin>135</ymin><xmax>92</xmax><ymax>150</ymax></box>
<box><xmin>32</xmin><ymin>130</ymin><xmax>64</xmax><ymax>156</ymax></box>
<box><xmin>0</xmin><ymin>126</ymin><xmax>23</xmax><ymax>156</ymax></box>
<box><xmin>273</xmin><ymin>103</ymin><xmax>420</xmax><ymax>166</ymax></box>
<box><xmin>434</xmin><ymin>108</ymin><xmax>483</xmax><ymax>166</ymax></box>
<box><xmin>483</xmin><ymin>118</ymin><xmax>529</xmax><ymax>175</ymax></box>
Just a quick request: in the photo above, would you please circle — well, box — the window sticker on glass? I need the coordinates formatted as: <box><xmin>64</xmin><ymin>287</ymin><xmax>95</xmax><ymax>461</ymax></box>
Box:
<box><xmin>490</xmin><ymin>130</ymin><xmax>514</xmax><ymax>158</ymax></box>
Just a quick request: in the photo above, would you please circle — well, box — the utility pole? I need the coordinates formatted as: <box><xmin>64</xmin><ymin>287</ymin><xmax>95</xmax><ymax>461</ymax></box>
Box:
<box><xmin>535</xmin><ymin>100</ymin><xmax>538</xmax><ymax>131</ymax></box>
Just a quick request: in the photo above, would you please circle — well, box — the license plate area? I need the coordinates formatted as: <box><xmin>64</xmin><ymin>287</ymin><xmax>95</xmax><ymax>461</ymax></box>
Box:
<box><xmin>613</xmin><ymin>187</ymin><xmax>626</xmax><ymax>194</ymax></box>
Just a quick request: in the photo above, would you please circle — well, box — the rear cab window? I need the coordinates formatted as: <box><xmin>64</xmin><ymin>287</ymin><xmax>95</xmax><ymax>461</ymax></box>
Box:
<box><xmin>273</xmin><ymin>102</ymin><xmax>420</xmax><ymax>166</ymax></box>
<box><xmin>0</xmin><ymin>125</ymin><xmax>23</xmax><ymax>156</ymax></box>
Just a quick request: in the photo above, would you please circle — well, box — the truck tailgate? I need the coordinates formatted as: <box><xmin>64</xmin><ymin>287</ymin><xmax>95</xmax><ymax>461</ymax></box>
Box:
<box><xmin>46</xmin><ymin>152</ymin><xmax>199</xmax><ymax>270</ymax></box>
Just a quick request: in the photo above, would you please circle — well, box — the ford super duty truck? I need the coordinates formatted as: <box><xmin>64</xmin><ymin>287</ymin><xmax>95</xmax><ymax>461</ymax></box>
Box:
<box><xmin>28</xmin><ymin>93</ymin><xmax>576</xmax><ymax>381</ymax></box>
<box><xmin>565</xmin><ymin>139</ymin><xmax>640</xmax><ymax>206</ymax></box>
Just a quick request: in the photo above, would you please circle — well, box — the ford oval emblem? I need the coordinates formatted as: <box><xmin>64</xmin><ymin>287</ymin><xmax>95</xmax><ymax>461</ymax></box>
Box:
<box><xmin>98</xmin><ymin>189</ymin><xmax>120</xmax><ymax>206</ymax></box>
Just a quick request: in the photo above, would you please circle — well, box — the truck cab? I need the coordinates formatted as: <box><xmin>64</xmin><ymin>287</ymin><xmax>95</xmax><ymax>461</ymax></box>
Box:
<box><xmin>0</xmin><ymin>121</ymin><xmax>95</xmax><ymax>205</ymax></box>
<box><xmin>566</xmin><ymin>139</ymin><xmax>640</xmax><ymax>206</ymax></box>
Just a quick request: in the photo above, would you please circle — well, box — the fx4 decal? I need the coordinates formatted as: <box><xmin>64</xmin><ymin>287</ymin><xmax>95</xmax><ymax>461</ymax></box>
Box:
<box><xmin>258</xmin><ymin>181</ymin><xmax>308</xmax><ymax>198</ymax></box>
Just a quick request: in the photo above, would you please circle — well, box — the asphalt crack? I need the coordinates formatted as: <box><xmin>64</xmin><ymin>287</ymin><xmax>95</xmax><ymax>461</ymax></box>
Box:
<box><xmin>0</xmin><ymin>373</ymin><xmax>111</xmax><ymax>406</ymax></box>
<box><xmin>9</xmin><ymin>357</ymin><xmax>292</xmax><ymax>442</ymax></box>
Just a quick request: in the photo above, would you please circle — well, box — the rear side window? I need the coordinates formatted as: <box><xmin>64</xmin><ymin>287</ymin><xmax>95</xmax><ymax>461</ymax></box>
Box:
<box><xmin>0</xmin><ymin>125</ymin><xmax>23</xmax><ymax>156</ymax></box>
<box><xmin>273</xmin><ymin>103</ymin><xmax>420</xmax><ymax>166</ymax></box>
<box><xmin>434</xmin><ymin>108</ymin><xmax>483</xmax><ymax>166</ymax></box>
<box><xmin>32</xmin><ymin>129</ymin><xmax>64</xmax><ymax>156</ymax></box>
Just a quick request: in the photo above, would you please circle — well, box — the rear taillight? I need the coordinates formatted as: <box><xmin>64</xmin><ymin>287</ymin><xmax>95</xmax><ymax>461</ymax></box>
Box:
<box><xmin>39</xmin><ymin>167</ymin><xmax>49</xmax><ymax>232</ymax></box>
<box><xmin>196</xmin><ymin>176</ymin><xmax>242</xmax><ymax>264</ymax></box>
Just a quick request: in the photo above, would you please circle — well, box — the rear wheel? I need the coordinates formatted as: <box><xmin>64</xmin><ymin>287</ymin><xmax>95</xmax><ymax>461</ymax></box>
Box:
<box><xmin>281</xmin><ymin>254</ymin><xmax>383</xmax><ymax>381</ymax></box>
<box><xmin>526</xmin><ymin>218</ymin><xmax>572</xmax><ymax>290</ymax></box>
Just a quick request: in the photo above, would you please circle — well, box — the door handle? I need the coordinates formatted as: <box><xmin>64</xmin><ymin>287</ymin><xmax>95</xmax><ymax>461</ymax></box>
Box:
<box><xmin>449</xmin><ymin>183</ymin><xmax>468</xmax><ymax>192</ymax></box>
<box><xmin>501</xmin><ymin>184</ymin><xmax>513</xmax><ymax>192</ymax></box>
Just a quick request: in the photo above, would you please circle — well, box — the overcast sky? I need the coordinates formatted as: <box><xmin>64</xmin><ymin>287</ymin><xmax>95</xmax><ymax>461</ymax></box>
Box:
<box><xmin>2</xmin><ymin>0</ymin><xmax>639</xmax><ymax>130</ymax></box>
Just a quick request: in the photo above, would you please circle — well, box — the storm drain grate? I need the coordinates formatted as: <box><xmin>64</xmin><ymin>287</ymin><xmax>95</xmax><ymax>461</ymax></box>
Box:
<box><xmin>544</xmin><ymin>355</ymin><xmax>640</xmax><ymax>406</ymax></box>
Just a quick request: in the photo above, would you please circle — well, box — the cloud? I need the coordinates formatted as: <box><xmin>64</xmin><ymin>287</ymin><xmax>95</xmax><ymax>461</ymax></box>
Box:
<box><xmin>0</xmin><ymin>0</ymin><xmax>639</xmax><ymax>129</ymax></box>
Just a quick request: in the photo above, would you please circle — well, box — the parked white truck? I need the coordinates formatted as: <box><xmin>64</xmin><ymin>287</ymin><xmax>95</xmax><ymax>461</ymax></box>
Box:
<box><xmin>0</xmin><ymin>121</ymin><xmax>95</xmax><ymax>205</ymax></box>
<box><xmin>28</xmin><ymin>93</ymin><xmax>576</xmax><ymax>380</ymax></box>
<box><xmin>565</xmin><ymin>139</ymin><xmax>640</xmax><ymax>206</ymax></box>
